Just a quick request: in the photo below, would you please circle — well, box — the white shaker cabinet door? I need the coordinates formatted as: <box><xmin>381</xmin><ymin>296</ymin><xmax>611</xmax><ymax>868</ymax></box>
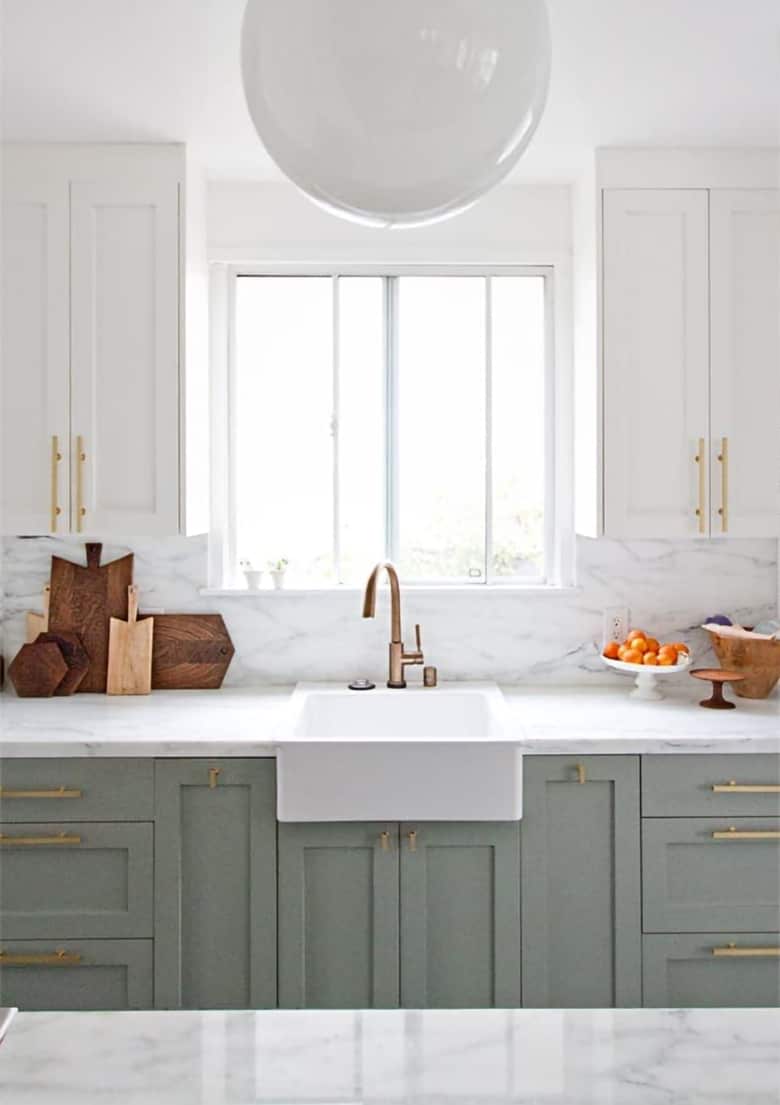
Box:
<box><xmin>710</xmin><ymin>190</ymin><xmax>780</xmax><ymax>538</ymax></box>
<box><xmin>2</xmin><ymin>163</ymin><xmax>69</xmax><ymax>535</ymax></box>
<box><xmin>70</xmin><ymin>174</ymin><xmax>180</xmax><ymax>536</ymax></box>
<box><xmin>603</xmin><ymin>189</ymin><xmax>710</xmax><ymax>537</ymax></box>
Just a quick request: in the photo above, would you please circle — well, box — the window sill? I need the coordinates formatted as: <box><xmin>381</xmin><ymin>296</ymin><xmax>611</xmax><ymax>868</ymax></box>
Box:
<box><xmin>200</xmin><ymin>585</ymin><xmax>580</xmax><ymax>598</ymax></box>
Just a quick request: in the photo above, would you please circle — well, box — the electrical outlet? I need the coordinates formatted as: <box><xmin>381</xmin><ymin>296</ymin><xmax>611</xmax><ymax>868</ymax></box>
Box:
<box><xmin>603</xmin><ymin>607</ymin><xmax>630</xmax><ymax>644</ymax></box>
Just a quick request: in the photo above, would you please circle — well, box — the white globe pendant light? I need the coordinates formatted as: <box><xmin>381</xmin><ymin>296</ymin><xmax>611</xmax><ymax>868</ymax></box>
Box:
<box><xmin>241</xmin><ymin>0</ymin><xmax>551</xmax><ymax>228</ymax></box>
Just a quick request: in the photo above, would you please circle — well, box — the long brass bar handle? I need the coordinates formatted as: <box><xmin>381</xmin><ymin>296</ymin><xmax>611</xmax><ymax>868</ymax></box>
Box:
<box><xmin>712</xmin><ymin>782</ymin><xmax>780</xmax><ymax>793</ymax></box>
<box><xmin>712</xmin><ymin>944</ymin><xmax>780</xmax><ymax>958</ymax></box>
<box><xmin>379</xmin><ymin>831</ymin><xmax>390</xmax><ymax>853</ymax></box>
<box><xmin>717</xmin><ymin>436</ymin><xmax>729</xmax><ymax>533</ymax></box>
<box><xmin>576</xmin><ymin>763</ymin><xmax>586</xmax><ymax>785</ymax></box>
<box><xmin>712</xmin><ymin>828</ymin><xmax>780</xmax><ymax>840</ymax></box>
<box><xmin>0</xmin><ymin>787</ymin><xmax>82</xmax><ymax>800</ymax></box>
<box><xmin>0</xmin><ymin>949</ymin><xmax>82</xmax><ymax>967</ymax></box>
<box><xmin>407</xmin><ymin>830</ymin><xmax>417</xmax><ymax>853</ymax></box>
<box><xmin>50</xmin><ymin>435</ymin><xmax>62</xmax><ymax>532</ymax></box>
<box><xmin>694</xmin><ymin>437</ymin><xmax>706</xmax><ymax>534</ymax></box>
<box><xmin>0</xmin><ymin>833</ymin><xmax>81</xmax><ymax>846</ymax></box>
<box><xmin>76</xmin><ymin>434</ymin><xmax>86</xmax><ymax>533</ymax></box>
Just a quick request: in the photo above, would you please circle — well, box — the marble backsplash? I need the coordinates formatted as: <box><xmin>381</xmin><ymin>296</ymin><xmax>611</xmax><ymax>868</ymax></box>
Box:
<box><xmin>1</xmin><ymin>535</ymin><xmax>776</xmax><ymax>687</ymax></box>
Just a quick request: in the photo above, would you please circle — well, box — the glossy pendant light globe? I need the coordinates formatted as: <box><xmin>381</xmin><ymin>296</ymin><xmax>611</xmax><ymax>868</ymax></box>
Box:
<box><xmin>241</xmin><ymin>0</ymin><xmax>551</xmax><ymax>228</ymax></box>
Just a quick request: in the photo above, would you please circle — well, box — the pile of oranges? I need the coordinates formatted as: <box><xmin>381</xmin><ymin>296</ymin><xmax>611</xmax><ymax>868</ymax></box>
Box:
<box><xmin>603</xmin><ymin>630</ymin><xmax>689</xmax><ymax>668</ymax></box>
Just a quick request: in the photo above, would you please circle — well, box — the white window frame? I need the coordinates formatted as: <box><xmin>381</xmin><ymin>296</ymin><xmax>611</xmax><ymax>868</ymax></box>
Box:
<box><xmin>208</xmin><ymin>262</ymin><xmax>574</xmax><ymax>592</ymax></box>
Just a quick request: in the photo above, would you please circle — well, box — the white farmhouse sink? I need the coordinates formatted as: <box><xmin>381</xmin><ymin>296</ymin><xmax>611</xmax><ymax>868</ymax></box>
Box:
<box><xmin>276</xmin><ymin>682</ymin><xmax>522</xmax><ymax>822</ymax></box>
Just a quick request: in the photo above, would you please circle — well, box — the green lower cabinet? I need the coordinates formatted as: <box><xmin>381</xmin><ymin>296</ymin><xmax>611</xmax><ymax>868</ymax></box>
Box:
<box><xmin>400</xmin><ymin>822</ymin><xmax>521</xmax><ymax>1008</ymax></box>
<box><xmin>154</xmin><ymin>759</ymin><xmax>277</xmax><ymax>1010</ymax></box>
<box><xmin>0</xmin><ymin>939</ymin><xmax>153</xmax><ymax>1010</ymax></box>
<box><xmin>278</xmin><ymin>822</ymin><xmax>400</xmax><ymax>1009</ymax></box>
<box><xmin>643</xmin><ymin>934</ymin><xmax>780</xmax><ymax>1007</ymax></box>
<box><xmin>521</xmin><ymin>756</ymin><xmax>642</xmax><ymax>1008</ymax></box>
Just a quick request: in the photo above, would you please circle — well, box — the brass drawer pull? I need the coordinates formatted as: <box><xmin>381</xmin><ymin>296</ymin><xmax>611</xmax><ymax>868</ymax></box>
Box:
<box><xmin>208</xmin><ymin>767</ymin><xmax>221</xmax><ymax>790</ymax></box>
<box><xmin>712</xmin><ymin>944</ymin><xmax>780</xmax><ymax>958</ymax></box>
<box><xmin>407</xmin><ymin>830</ymin><xmax>417</xmax><ymax>853</ymax></box>
<box><xmin>379</xmin><ymin>831</ymin><xmax>390</xmax><ymax>852</ymax></box>
<box><xmin>717</xmin><ymin>436</ymin><xmax>729</xmax><ymax>533</ymax></box>
<box><xmin>76</xmin><ymin>434</ymin><xmax>86</xmax><ymax>532</ymax></box>
<box><xmin>0</xmin><ymin>787</ymin><xmax>82</xmax><ymax>800</ymax></box>
<box><xmin>694</xmin><ymin>436</ymin><xmax>706</xmax><ymax>534</ymax></box>
<box><xmin>0</xmin><ymin>833</ymin><xmax>81</xmax><ymax>847</ymax></box>
<box><xmin>712</xmin><ymin>782</ymin><xmax>780</xmax><ymax>794</ymax></box>
<box><xmin>712</xmin><ymin>828</ymin><xmax>780</xmax><ymax>840</ymax></box>
<box><xmin>576</xmin><ymin>763</ymin><xmax>587</xmax><ymax>785</ymax></box>
<box><xmin>50</xmin><ymin>435</ymin><xmax>62</xmax><ymax>532</ymax></box>
<box><xmin>0</xmin><ymin>948</ymin><xmax>81</xmax><ymax>967</ymax></box>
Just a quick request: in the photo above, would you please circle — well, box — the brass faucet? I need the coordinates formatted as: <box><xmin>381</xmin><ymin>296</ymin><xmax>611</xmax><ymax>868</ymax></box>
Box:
<box><xmin>362</xmin><ymin>562</ymin><xmax>424</xmax><ymax>688</ymax></box>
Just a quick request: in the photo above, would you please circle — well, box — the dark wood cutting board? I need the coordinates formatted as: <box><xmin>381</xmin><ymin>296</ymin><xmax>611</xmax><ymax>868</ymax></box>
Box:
<box><xmin>48</xmin><ymin>543</ymin><xmax>134</xmax><ymax>693</ymax></box>
<box><xmin>139</xmin><ymin>614</ymin><xmax>234</xmax><ymax>689</ymax></box>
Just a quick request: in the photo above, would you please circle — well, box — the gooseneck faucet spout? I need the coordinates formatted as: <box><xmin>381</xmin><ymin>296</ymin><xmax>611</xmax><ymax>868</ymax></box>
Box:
<box><xmin>362</xmin><ymin>562</ymin><xmax>424</xmax><ymax>688</ymax></box>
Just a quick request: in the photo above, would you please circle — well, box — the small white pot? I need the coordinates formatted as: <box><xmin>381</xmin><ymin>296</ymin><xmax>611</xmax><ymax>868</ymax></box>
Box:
<box><xmin>243</xmin><ymin>569</ymin><xmax>264</xmax><ymax>591</ymax></box>
<box><xmin>270</xmin><ymin>569</ymin><xmax>286</xmax><ymax>590</ymax></box>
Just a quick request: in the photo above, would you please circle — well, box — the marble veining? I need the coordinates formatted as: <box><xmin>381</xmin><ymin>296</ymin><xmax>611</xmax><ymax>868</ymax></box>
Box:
<box><xmin>1</xmin><ymin>535</ymin><xmax>776</xmax><ymax>686</ymax></box>
<box><xmin>2</xmin><ymin>1008</ymin><xmax>780</xmax><ymax>1104</ymax></box>
<box><xmin>0</xmin><ymin>685</ymin><xmax>778</xmax><ymax>756</ymax></box>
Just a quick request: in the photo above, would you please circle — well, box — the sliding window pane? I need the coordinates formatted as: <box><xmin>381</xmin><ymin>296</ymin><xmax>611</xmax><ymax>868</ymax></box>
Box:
<box><xmin>337</xmin><ymin>278</ymin><xmax>385</xmax><ymax>584</ymax></box>
<box><xmin>491</xmin><ymin>276</ymin><xmax>546</xmax><ymax>578</ymax></box>
<box><xmin>235</xmin><ymin>277</ymin><xmax>334</xmax><ymax>584</ymax></box>
<box><xmin>397</xmin><ymin>277</ymin><xmax>486</xmax><ymax>581</ymax></box>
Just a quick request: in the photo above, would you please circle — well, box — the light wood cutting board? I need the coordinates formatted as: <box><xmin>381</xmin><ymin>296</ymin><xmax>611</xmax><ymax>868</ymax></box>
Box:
<box><xmin>25</xmin><ymin>585</ymin><xmax>50</xmax><ymax>643</ymax></box>
<box><xmin>107</xmin><ymin>585</ymin><xmax>153</xmax><ymax>696</ymax></box>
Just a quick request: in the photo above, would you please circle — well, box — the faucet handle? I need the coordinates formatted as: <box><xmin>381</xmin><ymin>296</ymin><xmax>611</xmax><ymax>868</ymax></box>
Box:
<box><xmin>414</xmin><ymin>623</ymin><xmax>422</xmax><ymax>652</ymax></box>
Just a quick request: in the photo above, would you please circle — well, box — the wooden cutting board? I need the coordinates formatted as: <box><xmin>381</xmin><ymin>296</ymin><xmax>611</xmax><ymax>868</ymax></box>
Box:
<box><xmin>48</xmin><ymin>542</ymin><xmax>134</xmax><ymax>693</ymax></box>
<box><xmin>139</xmin><ymin>614</ymin><xmax>234</xmax><ymax>689</ymax></box>
<box><xmin>35</xmin><ymin>632</ymin><xmax>90</xmax><ymax>695</ymax></box>
<box><xmin>8</xmin><ymin>641</ymin><xmax>68</xmax><ymax>697</ymax></box>
<box><xmin>25</xmin><ymin>585</ymin><xmax>50</xmax><ymax>644</ymax></box>
<box><xmin>107</xmin><ymin>586</ymin><xmax>153</xmax><ymax>696</ymax></box>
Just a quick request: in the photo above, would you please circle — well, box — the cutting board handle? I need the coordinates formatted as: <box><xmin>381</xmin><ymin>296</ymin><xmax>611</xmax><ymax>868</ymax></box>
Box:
<box><xmin>85</xmin><ymin>543</ymin><xmax>102</xmax><ymax>570</ymax></box>
<box><xmin>127</xmin><ymin>585</ymin><xmax>139</xmax><ymax>625</ymax></box>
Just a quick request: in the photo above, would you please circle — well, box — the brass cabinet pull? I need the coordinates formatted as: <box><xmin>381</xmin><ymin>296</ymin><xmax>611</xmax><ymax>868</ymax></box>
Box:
<box><xmin>407</xmin><ymin>830</ymin><xmax>417</xmax><ymax>852</ymax></box>
<box><xmin>712</xmin><ymin>782</ymin><xmax>780</xmax><ymax>794</ymax></box>
<box><xmin>0</xmin><ymin>948</ymin><xmax>81</xmax><ymax>967</ymax></box>
<box><xmin>576</xmin><ymin>763</ymin><xmax>586</xmax><ymax>785</ymax></box>
<box><xmin>208</xmin><ymin>767</ymin><xmax>221</xmax><ymax>789</ymax></box>
<box><xmin>712</xmin><ymin>944</ymin><xmax>780</xmax><ymax>958</ymax></box>
<box><xmin>693</xmin><ymin>435</ymin><xmax>707</xmax><ymax>534</ymax></box>
<box><xmin>0</xmin><ymin>787</ymin><xmax>81</xmax><ymax>800</ymax></box>
<box><xmin>76</xmin><ymin>434</ymin><xmax>86</xmax><ymax>532</ymax></box>
<box><xmin>379</xmin><ymin>831</ymin><xmax>390</xmax><ymax>852</ymax></box>
<box><xmin>50</xmin><ymin>435</ymin><xmax>62</xmax><ymax>532</ymax></box>
<box><xmin>0</xmin><ymin>833</ymin><xmax>81</xmax><ymax>847</ymax></box>
<box><xmin>717</xmin><ymin>436</ymin><xmax>729</xmax><ymax>533</ymax></box>
<box><xmin>712</xmin><ymin>827</ymin><xmax>780</xmax><ymax>840</ymax></box>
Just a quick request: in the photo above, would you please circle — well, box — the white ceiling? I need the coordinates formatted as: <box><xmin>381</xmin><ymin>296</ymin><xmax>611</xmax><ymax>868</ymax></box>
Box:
<box><xmin>3</xmin><ymin>0</ymin><xmax>779</xmax><ymax>182</ymax></box>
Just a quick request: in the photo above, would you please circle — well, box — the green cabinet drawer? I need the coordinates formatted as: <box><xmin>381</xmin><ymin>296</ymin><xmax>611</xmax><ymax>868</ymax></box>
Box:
<box><xmin>0</xmin><ymin>822</ymin><xmax>153</xmax><ymax>938</ymax></box>
<box><xmin>0</xmin><ymin>759</ymin><xmax>153</xmax><ymax>821</ymax></box>
<box><xmin>0</xmin><ymin>939</ymin><xmax>153</xmax><ymax>1010</ymax></box>
<box><xmin>643</xmin><ymin>934</ymin><xmax>780</xmax><ymax>1007</ymax></box>
<box><xmin>643</xmin><ymin>818</ymin><xmax>780</xmax><ymax>932</ymax></box>
<box><xmin>642</xmin><ymin>755</ymin><xmax>780</xmax><ymax>817</ymax></box>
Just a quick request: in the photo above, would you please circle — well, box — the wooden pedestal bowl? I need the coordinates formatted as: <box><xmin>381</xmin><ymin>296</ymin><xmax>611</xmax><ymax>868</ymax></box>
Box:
<box><xmin>707</xmin><ymin>631</ymin><xmax>780</xmax><ymax>699</ymax></box>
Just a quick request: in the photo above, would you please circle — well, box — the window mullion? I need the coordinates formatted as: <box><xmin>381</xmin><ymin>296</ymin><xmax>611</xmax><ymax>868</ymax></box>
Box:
<box><xmin>385</xmin><ymin>277</ymin><xmax>400</xmax><ymax>563</ymax></box>
<box><xmin>484</xmin><ymin>276</ymin><xmax>493</xmax><ymax>585</ymax></box>
<box><xmin>332</xmin><ymin>276</ymin><xmax>341</xmax><ymax>583</ymax></box>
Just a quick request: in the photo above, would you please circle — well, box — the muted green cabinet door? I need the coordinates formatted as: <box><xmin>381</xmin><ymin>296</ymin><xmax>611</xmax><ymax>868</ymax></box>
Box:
<box><xmin>521</xmin><ymin>756</ymin><xmax>641</xmax><ymax>1008</ymax></box>
<box><xmin>154</xmin><ymin>759</ymin><xmax>277</xmax><ymax>1010</ymax></box>
<box><xmin>0</xmin><ymin>939</ymin><xmax>153</xmax><ymax>1010</ymax></box>
<box><xmin>400</xmin><ymin>822</ymin><xmax>521</xmax><ymax>1008</ymax></box>
<box><xmin>278</xmin><ymin>822</ymin><xmax>399</xmax><ymax>1009</ymax></box>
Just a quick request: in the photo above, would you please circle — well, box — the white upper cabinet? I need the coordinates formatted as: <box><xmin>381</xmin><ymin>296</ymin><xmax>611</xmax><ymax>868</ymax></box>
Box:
<box><xmin>70</xmin><ymin>169</ymin><xmax>180</xmax><ymax>536</ymax></box>
<box><xmin>2</xmin><ymin>161</ymin><xmax>70</xmax><ymax>535</ymax></box>
<box><xmin>2</xmin><ymin>145</ymin><xmax>205</xmax><ymax>537</ymax></box>
<box><xmin>709</xmin><ymin>190</ymin><xmax>780</xmax><ymax>538</ymax></box>
<box><xmin>602</xmin><ymin>189</ymin><xmax>710</xmax><ymax>538</ymax></box>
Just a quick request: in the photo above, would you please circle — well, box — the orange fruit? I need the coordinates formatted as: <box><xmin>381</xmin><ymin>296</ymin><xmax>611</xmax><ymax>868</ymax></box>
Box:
<box><xmin>631</xmin><ymin>637</ymin><xmax>648</xmax><ymax>654</ymax></box>
<box><xmin>622</xmin><ymin>648</ymin><xmax>642</xmax><ymax>665</ymax></box>
<box><xmin>627</xmin><ymin>630</ymin><xmax>647</xmax><ymax>644</ymax></box>
<box><xmin>643</xmin><ymin>652</ymin><xmax>658</xmax><ymax>665</ymax></box>
<box><xmin>671</xmin><ymin>642</ymin><xmax>690</xmax><ymax>655</ymax></box>
<box><xmin>617</xmin><ymin>645</ymin><xmax>631</xmax><ymax>661</ymax></box>
<box><xmin>645</xmin><ymin>637</ymin><xmax>660</xmax><ymax>653</ymax></box>
<box><xmin>658</xmin><ymin>655</ymin><xmax>675</xmax><ymax>666</ymax></box>
<box><xmin>603</xmin><ymin>641</ymin><xmax>621</xmax><ymax>660</ymax></box>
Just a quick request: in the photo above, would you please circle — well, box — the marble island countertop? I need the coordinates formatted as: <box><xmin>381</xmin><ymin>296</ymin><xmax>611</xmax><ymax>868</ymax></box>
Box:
<box><xmin>2</xmin><ymin>1007</ymin><xmax>780</xmax><ymax>1104</ymax></box>
<box><xmin>0</xmin><ymin>682</ymin><xmax>778</xmax><ymax>756</ymax></box>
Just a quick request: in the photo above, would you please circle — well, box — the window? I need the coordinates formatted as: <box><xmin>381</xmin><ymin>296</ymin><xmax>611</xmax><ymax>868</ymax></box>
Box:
<box><xmin>226</xmin><ymin>268</ymin><xmax>556</xmax><ymax>587</ymax></box>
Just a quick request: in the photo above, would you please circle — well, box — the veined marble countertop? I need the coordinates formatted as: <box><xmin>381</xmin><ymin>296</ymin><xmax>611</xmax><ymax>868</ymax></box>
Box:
<box><xmin>0</xmin><ymin>683</ymin><xmax>778</xmax><ymax>757</ymax></box>
<box><xmin>2</xmin><ymin>1008</ymin><xmax>780</xmax><ymax>1104</ymax></box>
